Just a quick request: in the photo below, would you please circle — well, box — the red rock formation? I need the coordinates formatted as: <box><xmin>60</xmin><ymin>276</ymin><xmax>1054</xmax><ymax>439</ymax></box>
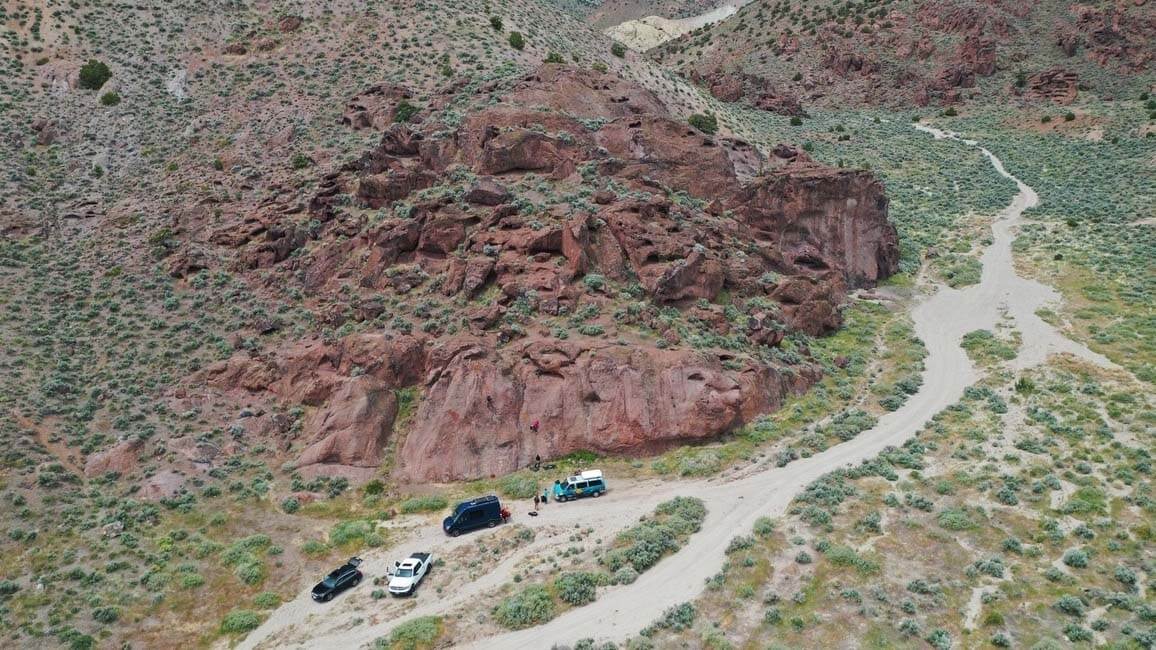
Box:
<box><xmin>395</xmin><ymin>338</ymin><xmax>818</xmax><ymax>481</ymax></box>
<box><xmin>727</xmin><ymin>166</ymin><xmax>898</xmax><ymax>289</ymax></box>
<box><xmin>1027</xmin><ymin>68</ymin><xmax>1080</xmax><ymax>104</ymax></box>
<box><xmin>193</xmin><ymin>66</ymin><xmax>900</xmax><ymax>481</ymax></box>
<box><xmin>697</xmin><ymin>71</ymin><xmax>806</xmax><ymax>116</ymax></box>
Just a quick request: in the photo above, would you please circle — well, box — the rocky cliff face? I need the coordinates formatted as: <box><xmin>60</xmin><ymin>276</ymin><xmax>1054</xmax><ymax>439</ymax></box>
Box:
<box><xmin>189</xmin><ymin>65</ymin><xmax>898</xmax><ymax>481</ymax></box>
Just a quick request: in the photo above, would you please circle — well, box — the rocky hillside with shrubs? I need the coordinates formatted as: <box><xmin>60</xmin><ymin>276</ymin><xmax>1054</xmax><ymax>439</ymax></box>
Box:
<box><xmin>651</xmin><ymin>0</ymin><xmax>1156</xmax><ymax>111</ymax></box>
<box><xmin>0</xmin><ymin>0</ymin><xmax>903</xmax><ymax>646</ymax></box>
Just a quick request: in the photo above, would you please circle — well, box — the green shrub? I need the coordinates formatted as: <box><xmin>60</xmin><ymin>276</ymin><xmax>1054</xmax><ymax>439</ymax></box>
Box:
<box><xmin>281</xmin><ymin>496</ymin><xmax>300</xmax><ymax>514</ymax></box>
<box><xmin>925</xmin><ymin>629</ymin><xmax>951</xmax><ymax>650</ymax></box>
<box><xmin>753</xmin><ymin>517</ymin><xmax>775</xmax><ymax>538</ymax></box>
<box><xmin>99</xmin><ymin>91</ymin><xmax>120</xmax><ymax>106</ymax></box>
<box><xmin>1062</xmin><ymin>548</ymin><xmax>1089</xmax><ymax>569</ymax></box>
<box><xmin>544</xmin><ymin>51</ymin><xmax>564</xmax><ymax>64</ymax></box>
<box><xmin>302</xmin><ymin>539</ymin><xmax>329</xmax><ymax>556</ymax></box>
<box><xmin>385</xmin><ymin>616</ymin><xmax>443</xmax><ymax>650</ymax></box>
<box><xmin>582</xmin><ymin>273</ymin><xmax>607</xmax><ymax>292</ymax></box>
<box><xmin>253</xmin><ymin>592</ymin><xmax>280</xmax><ymax>608</ymax></box>
<box><xmin>937</xmin><ymin>508</ymin><xmax>974</xmax><ymax>531</ymax></box>
<box><xmin>688</xmin><ymin>112</ymin><xmax>718</xmax><ymax>135</ymax></box>
<box><xmin>291</xmin><ymin>152</ymin><xmax>310</xmax><ymax>169</ymax></box>
<box><xmin>331</xmin><ymin>519</ymin><xmax>375</xmax><ymax>546</ymax></box>
<box><xmin>824</xmin><ymin>545</ymin><xmax>880</xmax><ymax>574</ymax></box>
<box><xmin>790</xmin><ymin>116</ymin><xmax>803</xmax><ymax>126</ymax></box>
<box><xmin>960</xmin><ymin>329</ymin><xmax>1017</xmax><ymax>362</ymax></box>
<box><xmin>1055</xmin><ymin>595</ymin><xmax>1086</xmax><ymax>617</ymax></box>
<box><xmin>1062</xmin><ymin>487</ymin><xmax>1106</xmax><ymax>515</ymax></box>
<box><xmin>647</xmin><ymin>602</ymin><xmax>695</xmax><ymax>633</ymax></box>
<box><xmin>489</xmin><ymin>16</ymin><xmax>503</xmax><ymax>31</ymax></box>
<box><xmin>1064</xmin><ymin>624</ymin><xmax>1092</xmax><ymax>642</ymax></box>
<box><xmin>726</xmin><ymin>535</ymin><xmax>755</xmax><ymax>554</ymax></box>
<box><xmin>220</xmin><ymin>610</ymin><xmax>262</xmax><ymax>634</ymax></box>
<box><xmin>79</xmin><ymin>59</ymin><xmax>111</xmax><ymax>90</ymax></box>
<box><xmin>508</xmin><ymin>32</ymin><xmax>525</xmax><ymax>51</ymax></box>
<box><xmin>235</xmin><ymin>560</ymin><xmax>265</xmax><ymax>585</ymax></box>
<box><xmin>611</xmin><ymin>43</ymin><xmax>626</xmax><ymax>58</ymax></box>
<box><xmin>0</xmin><ymin>580</ymin><xmax>19</xmax><ymax>597</ymax></box>
<box><xmin>494</xmin><ymin>585</ymin><xmax>555</xmax><ymax>629</ymax></box>
<box><xmin>612</xmin><ymin>566</ymin><xmax>638</xmax><ymax>585</ymax></box>
<box><xmin>554</xmin><ymin>572</ymin><xmax>599</xmax><ymax>606</ymax></box>
<box><xmin>394</xmin><ymin>101</ymin><xmax>419</xmax><ymax>123</ymax></box>
<box><xmin>399</xmin><ymin>495</ymin><xmax>448</xmax><ymax>514</ymax></box>
<box><xmin>91</xmin><ymin>606</ymin><xmax>119</xmax><ymax>624</ymax></box>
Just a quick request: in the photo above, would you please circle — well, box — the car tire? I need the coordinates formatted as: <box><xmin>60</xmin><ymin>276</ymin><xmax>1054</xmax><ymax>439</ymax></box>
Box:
<box><xmin>449</xmin><ymin>529</ymin><xmax>460</xmax><ymax>537</ymax></box>
<box><xmin>487</xmin><ymin>520</ymin><xmax>497</xmax><ymax>528</ymax></box>
<box><xmin>352</xmin><ymin>575</ymin><xmax>361</xmax><ymax>586</ymax></box>
<box><xmin>594</xmin><ymin>491</ymin><xmax>602</xmax><ymax>497</ymax></box>
<box><xmin>325</xmin><ymin>593</ymin><xmax>333</xmax><ymax>602</ymax></box>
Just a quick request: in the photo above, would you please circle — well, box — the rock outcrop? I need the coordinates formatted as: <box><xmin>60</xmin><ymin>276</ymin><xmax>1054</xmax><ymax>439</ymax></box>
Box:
<box><xmin>193</xmin><ymin>65</ymin><xmax>900</xmax><ymax>481</ymax></box>
<box><xmin>1026</xmin><ymin>68</ymin><xmax>1080</xmax><ymax>104</ymax></box>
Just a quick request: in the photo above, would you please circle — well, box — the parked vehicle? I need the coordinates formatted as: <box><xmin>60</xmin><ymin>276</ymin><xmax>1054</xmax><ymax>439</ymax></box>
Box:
<box><xmin>388</xmin><ymin>552</ymin><xmax>432</xmax><ymax>596</ymax></box>
<box><xmin>556</xmin><ymin>469</ymin><xmax>606</xmax><ymax>502</ymax></box>
<box><xmin>311</xmin><ymin>557</ymin><xmax>363</xmax><ymax>602</ymax></box>
<box><xmin>443</xmin><ymin>495</ymin><xmax>509</xmax><ymax>537</ymax></box>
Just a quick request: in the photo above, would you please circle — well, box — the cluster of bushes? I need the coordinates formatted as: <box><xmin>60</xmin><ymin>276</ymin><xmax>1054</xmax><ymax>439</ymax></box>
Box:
<box><xmin>220</xmin><ymin>609</ymin><xmax>262</xmax><ymax>634</ymax></box>
<box><xmin>494</xmin><ymin>584</ymin><xmax>555</xmax><ymax>629</ymax></box>
<box><xmin>376</xmin><ymin>616</ymin><xmax>443</xmax><ymax>649</ymax></box>
<box><xmin>399</xmin><ymin>495</ymin><xmax>448</xmax><ymax>514</ymax></box>
<box><xmin>816</xmin><ymin>409</ymin><xmax>877</xmax><ymax>442</ymax></box>
<box><xmin>330</xmin><ymin>519</ymin><xmax>386</xmax><ymax>548</ymax></box>
<box><xmin>642</xmin><ymin>602</ymin><xmax>696</xmax><ymax>636</ymax></box>
<box><xmin>220</xmin><ymin>535</ymin><xmax>273</xmax><ymax>586</ymax></box>
<box><xmin>601</xmin><ymin>497</ymin><xmax>706</xmax><ymax>574</ymax></box>
<box><xmin>961</xmin><ymin>329</ymin><xmax>1018</xmax><ymax>364</ymax></box>
<box><xmin>497</xmin><ymin>473</ymin><xmax>539</xmax><ymax>499</ymax></box>
<box><xmin>554</xmin><ymin>571</ymin><xmax>606</xmax><ymax>606</ymax></box>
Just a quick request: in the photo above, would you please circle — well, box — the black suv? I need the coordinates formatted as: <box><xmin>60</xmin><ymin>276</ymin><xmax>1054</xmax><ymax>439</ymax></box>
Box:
<box><xmin>311</xmin><ymin>557</ymin><xmax>363</xmax><ymax>602</ymax></box>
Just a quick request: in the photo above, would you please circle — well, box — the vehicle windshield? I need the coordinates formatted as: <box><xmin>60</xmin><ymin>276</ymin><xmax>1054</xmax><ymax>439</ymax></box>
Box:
<box><xmin>321</xmin><ymin>576</ymin><xmax>338</xmax><ymax>588</ymax></box>
<box><xmin>396</xmin><ymin>568</ymin><xmax>413</xmax><ymax>578</ymax></box>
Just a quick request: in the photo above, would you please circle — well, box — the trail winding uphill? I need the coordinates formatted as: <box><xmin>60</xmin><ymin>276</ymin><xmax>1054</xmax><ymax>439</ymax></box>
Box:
<box><xmin>237</xmin><ymin>130</ymin><xmax>1117</xmax><ymax>650</ymax></box>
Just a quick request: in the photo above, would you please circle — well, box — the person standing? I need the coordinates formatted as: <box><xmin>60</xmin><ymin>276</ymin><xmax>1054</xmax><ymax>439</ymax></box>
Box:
<box><xmin>533</xmin><ymin>495</ymin><xmax>539</xmax><ymax>512</ymax></box>
<box><xmin>541</xmin><ymin>487</ymin><xmax>549</xmax><ymax>504</ymax></box>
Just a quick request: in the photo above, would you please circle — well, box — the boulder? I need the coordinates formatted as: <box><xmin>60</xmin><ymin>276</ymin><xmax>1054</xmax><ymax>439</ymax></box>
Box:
<box><xmin>464</xmin><ymin>177</ymin><xmax>511</xmax><ymax>206</ymax></box>
<box><xmin>278</xmin><ymin>15</ymin><xmax>303</xmax><ymax>32</ymax></box>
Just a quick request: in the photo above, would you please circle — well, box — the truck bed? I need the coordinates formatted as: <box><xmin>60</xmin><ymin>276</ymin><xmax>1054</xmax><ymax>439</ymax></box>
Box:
<box><xmin>410</xmin><ymin>552</ymin><xmax>430</xmax><ymax>563</ymax></box>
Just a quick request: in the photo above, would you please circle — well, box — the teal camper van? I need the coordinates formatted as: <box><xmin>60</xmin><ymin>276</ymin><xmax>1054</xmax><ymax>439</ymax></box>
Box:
<box><xmin>555</xmin><ymin>469</ymin><xmax>606</xmax><ymax>502</ymax></box>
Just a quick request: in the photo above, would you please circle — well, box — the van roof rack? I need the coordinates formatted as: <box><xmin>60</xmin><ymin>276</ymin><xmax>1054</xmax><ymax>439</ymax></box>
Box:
<box><xmin>567</xmin><ymin>469</ymin><xmax>603</xmax><ymax>481</ymax></box>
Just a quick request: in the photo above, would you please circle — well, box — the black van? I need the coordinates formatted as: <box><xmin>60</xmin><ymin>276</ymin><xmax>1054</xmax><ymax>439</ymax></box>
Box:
<box><xmin>443</xmin><ymin>495</ymin><xmax>507</xmax><ymax>537</ymax></box>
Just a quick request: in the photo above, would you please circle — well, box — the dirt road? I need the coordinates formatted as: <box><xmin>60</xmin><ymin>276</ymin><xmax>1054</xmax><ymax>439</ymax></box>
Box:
<box><xmin>237</xmin><ymin>129</ymin><xmax>1115</xmax><ymax>650</ymax></box>
<box><xmin>604</xmin><ymin>2</ymin><xmax>747</xmax><ymax>51</ymax></box>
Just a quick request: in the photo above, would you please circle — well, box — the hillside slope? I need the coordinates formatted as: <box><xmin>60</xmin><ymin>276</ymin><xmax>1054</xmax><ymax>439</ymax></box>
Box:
<box><xmin>650</xmin><ymin>0</ymin><xmax>1155</xmax><ymax>110</ymax></box>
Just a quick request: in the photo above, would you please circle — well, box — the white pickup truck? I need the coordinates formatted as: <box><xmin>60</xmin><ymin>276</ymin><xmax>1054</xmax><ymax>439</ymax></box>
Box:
<box><xmin>388</xmin><ymin>552</ymin><xmax>432</xmax><ymax>596</ymax></box>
